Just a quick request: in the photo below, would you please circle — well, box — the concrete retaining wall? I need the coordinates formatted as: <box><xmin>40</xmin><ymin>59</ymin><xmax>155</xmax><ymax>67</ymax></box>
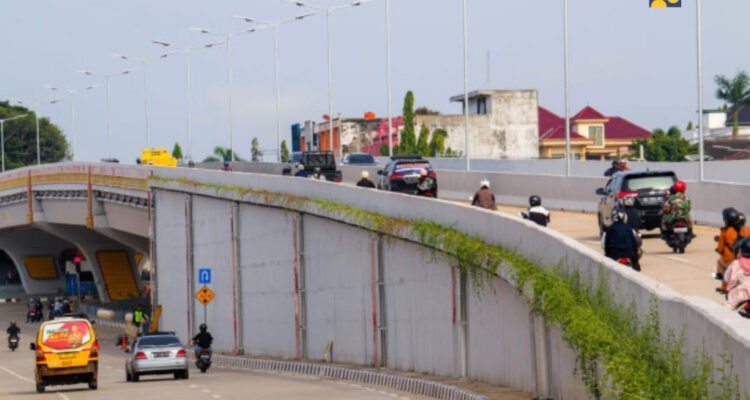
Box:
<box><xmin>150</xmin><ymin>167</ymin><xmax>750</xmax><ymax>399</ymax></box>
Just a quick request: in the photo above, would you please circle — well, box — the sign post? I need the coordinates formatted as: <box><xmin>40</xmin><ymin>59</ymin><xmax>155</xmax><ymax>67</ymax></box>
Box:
<box><xmin>195</xmin><ymin>285</ymin><xmax>215</xmax><ymax>325</ymax></box>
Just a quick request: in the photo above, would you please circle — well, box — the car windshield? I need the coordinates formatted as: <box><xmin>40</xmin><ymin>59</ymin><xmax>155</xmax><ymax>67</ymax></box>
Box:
<box><xmin>347</xmin><ymin>154</ymin><xmax>375</xmax><ymax>164</ymax></box>
<box><xmin>394</xmin><ymin>161</ymin><xmax>430</xmax><ymax>174</ymax></box>
<box><xmin>138</xmin><ymin>336</ymin><xmax>181</xmax><ymax>348</ymax></box>
<box><xmin>624</xmin><ymin>174</ymin><xmax>675</xmax><ymax>191</ymax></box>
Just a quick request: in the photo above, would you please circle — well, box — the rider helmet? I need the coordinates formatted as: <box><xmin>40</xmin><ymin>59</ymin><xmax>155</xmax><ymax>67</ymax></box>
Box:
<box><xmin>722</xmin><ymin>207</ymin><xmax>741</xmax><ymax>227</ymax></box>
<box><xmin>480</xmin><ymin>179</ymin><xmax>490</xmax><ymax>189</ymax></box>
<box><xmin>361</xmin><ymin>170</ymin><xmax>369</xmax><ymax>179</ymax></box>
<box><xmin>673</xmin><ymin>180</ymin><xmax>687</xmax><ymax>193</ymax></box>
<box><xmin>740</xmin><ymin>238</ymin><xmax>750</xmax><ymax>258</ymax></box>
<box><xmin>199</xmin><ymin>323</ymin><xmax>207</xmax><ymax>333</ymax></box>
<box><xmin>529</xmin><ymin>195</ymin><xmax>542</xmax><ymax>207</ymax></box>
<box><xmin>419</xmin><ymin>169</ymin><xmax>428</xmax><ymax>177</ymax></box>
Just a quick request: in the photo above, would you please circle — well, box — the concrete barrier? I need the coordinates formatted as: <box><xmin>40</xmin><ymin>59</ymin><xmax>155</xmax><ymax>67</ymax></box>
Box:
<box><xmin>151</xmin><ymin>167</ymin><xmax>750</xmax><ymax>399</ymax></box>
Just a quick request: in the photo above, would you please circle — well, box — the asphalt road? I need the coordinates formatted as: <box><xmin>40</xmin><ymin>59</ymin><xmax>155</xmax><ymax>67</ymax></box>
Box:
<box><xmin>0</xmin><ymin>304</ymin><xmax>425</xmax><ymax>400</ymax></box>
<box><xmin>495</xmin><ymin>204</ymin><xmax>724</xmax><ymax>304</ymax></box>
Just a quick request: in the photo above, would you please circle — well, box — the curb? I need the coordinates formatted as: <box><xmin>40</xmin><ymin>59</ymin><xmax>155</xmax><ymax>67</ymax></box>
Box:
<box><xmin>0</xmin><ymin>298</ymin><xmax>21</xmax><ymax>303</ymax></box>
<box><xmin>92</xmin><ymin>318</ymin><xmax>487</xmax><ymax>400</ymax></box>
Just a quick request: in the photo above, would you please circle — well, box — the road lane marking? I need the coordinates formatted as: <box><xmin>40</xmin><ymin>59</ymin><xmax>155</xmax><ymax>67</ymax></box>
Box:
<box><xmin>0</xmin><ymin>366</ymin><xmax>34</xmax><ymax>383</ymax></box>
<box><xmin>57</xmin><ymin>393</ymin><xmax>72</xmax><ymax>400</ymax></box>
<box><xmin>202</xmin><ymin>389</ymin><xmax>210</xmax><ymax>393</ymax></box>
<box><xmin>666</xmin><ymin>256</ymin><xmax>690</xmax><ymax>263</ymax></box>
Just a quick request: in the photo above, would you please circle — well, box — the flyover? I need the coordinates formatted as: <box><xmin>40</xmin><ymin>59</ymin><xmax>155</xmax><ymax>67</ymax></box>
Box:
<box><xmin>2</xmin><ymin>161</ymin><xmax>750</xmax><ymax>399</ymax></box>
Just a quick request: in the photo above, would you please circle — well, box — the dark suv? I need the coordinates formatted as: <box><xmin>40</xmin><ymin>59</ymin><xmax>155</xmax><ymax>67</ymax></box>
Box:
<box><xmin>596</xmin><ymin>170</ymin><xmax>677</xmax><ymax>234</ymax></box>
<box><xmin>376</xmin><ymin>156</ymin><xmax>437</xmax><ymax>197</ymax></box>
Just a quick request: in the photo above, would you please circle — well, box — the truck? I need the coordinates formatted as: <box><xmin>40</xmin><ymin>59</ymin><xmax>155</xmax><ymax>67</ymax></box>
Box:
<box><xmin>300</xmin><ymin>151</ymin><xmax>342</xmax><ymax>182</ymax></box>
<box><xmin>138</xmin><ymin>148</ymin><xmax>178</xmax><ymax>167</ymax></box>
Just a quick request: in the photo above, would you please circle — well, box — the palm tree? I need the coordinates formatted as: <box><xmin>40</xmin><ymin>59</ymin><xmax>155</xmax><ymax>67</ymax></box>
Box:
<box><xmin>715</xmin><ymin>71</ymin><xmax>750</xmax><ymax>139</ymax></box>
<box><xmin>210</xmin><ymin>146</ymin><xmax>242</xmax><ymax>162</ymax></box>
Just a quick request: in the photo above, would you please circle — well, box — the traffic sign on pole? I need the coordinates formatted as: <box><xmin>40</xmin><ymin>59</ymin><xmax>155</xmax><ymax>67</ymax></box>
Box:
<box><xmin>198</xmin><ymin>268</ymin><xmax>211</xmax><ymax>284</ymax></box>
<box><xmin>195</xmin><ymin>285</ymin><xmax>215</xmax><ymax>305</ymax></box>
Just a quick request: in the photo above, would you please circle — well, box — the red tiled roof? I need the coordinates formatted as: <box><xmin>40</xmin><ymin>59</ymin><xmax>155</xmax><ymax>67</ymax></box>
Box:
<box><xmin>542</xmin><ymin>126</ymin><xmax>588</xmax><ymax>141</ymax></box>
<box><xmin>604</xmin><ymin>116</ymin><xmax>651</xmax><ymax>140</ymax></box>
<box><xmin>538</xmin><ymin>107</ymin><xmax>587</xmax><ymax>141</ymax></box>
<box><xmin>573</xmin><ymin>106</ymin><xmax>607</xmax><ymax>121</ymax></box>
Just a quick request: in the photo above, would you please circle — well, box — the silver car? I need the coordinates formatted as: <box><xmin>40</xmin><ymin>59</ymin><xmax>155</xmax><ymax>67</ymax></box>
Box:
<box><xmin>125</xmin><ymin>334</ymin><xmax>189</xmax><ymax>382</ymax></box>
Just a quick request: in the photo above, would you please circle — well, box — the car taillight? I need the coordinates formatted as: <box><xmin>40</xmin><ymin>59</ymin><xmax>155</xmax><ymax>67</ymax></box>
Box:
<box><xmin>428</xmin><ymin>170</ymin><xmax>436</xmax><ymax>178</ymax></box>
<box><xmin>90</xmin><ymin>339</ymin><xmax>100</xmax><ymax>357</ymax></box>
<box><xmin>390</xmin><ymin>172</ymin><xmax>404</xmax><ymax>180</ymax></box>
<box><xmin>618</xmin><ymin>191</ymin><xmax>638</xmax><ymax>199</ymax></box>
<box><xmin>334</xmin><ymin>177</ymin><xmax>342</xmax><ymax>183</ymax></box>
<box><xmin>176</xmin><ymin>349</ymin><xmax>186</xmax><ymax>358</ymax></box>
<box><xmin>35</xmin><ymin>349</ymin><xmax>45</xmax><ymax>362</ymax></box>
<box><xmin>135</xmin><ymin>351</ymin><xmax>148</xmax><ymax>360</ymax></box>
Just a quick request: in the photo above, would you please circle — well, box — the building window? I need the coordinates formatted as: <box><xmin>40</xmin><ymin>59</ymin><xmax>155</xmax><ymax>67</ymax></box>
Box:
<box><xmin>476</xmin><ymin>97</ymin><xmax>487</xmax><ymax>115</ymax></box>
<box><xmin>588</xmin><ymin>126</ymin><xmax>603</xmax><ymax>146</ymax></box>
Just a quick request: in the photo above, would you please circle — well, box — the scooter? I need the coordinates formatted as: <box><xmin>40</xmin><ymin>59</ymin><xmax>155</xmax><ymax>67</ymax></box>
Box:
<box><xmin>196</xmin><ymin>348</ymin><xmax>212</xmax><ymax>373</ymax></box>
<box><xmin>663</xmin><ymin>220</ymin><xmax>692</xmax><ymax>254</ymax></box>
<box><xmin>8</xmin><ymin>335</ymin><xmax>19</xmax><ymax>351</ymax></box>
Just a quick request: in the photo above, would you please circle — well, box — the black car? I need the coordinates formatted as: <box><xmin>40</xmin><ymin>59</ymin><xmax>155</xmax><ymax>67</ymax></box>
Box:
<box><xmin>341</xmin><ymin>152</ymin><xmax>377</xmax><ymax>166</ymax></box>
<box><xmin>596</xmin><ymin>170</ymin><xmax>677</xmax><ymax>234</ymax></box>
<box><xmin>300</xmin><ymin>151</ymin><xmax>342</xmax><ymax>182</ymax></box>
<box><xmin>376</xmin><ymin>156</ymin><xmax>438</xmax><ymax>197</ymax></box>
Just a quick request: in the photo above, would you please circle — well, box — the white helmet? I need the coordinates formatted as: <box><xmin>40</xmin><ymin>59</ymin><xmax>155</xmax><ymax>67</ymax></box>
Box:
<box><xmin>361</xmin><ymin>170</ymin><xmax>369</xmax><ymax>179</ymax></box>
<box><xmin>480</xmin><ymin>179</ymin><xmax>490</xmax><ymax>188</ymax></box>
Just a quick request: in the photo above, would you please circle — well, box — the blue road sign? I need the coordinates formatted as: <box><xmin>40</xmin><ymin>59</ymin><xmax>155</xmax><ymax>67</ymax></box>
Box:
<box><xmin>198</xmin><ymin>268</ymin><xmax>212</xmax><ymax>284</ymax></box>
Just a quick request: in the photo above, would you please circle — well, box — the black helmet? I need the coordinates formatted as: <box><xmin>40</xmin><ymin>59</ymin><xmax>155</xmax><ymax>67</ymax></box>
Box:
<box><xmin>529</xmin><ymin>195</ymin><xmax>542</xmax><ymax>207</ymax></box>
<box><xmin>199</xmin><ymin>323</ymin><xmax>207</xmax><ymax>332</ymax></box>
<box><xmin>722</xmin><ymin>207</ymin><xmax>741</xmax><ymax>227</ymax></box>
<box><xmin>611</xmin><ymin>208</ymin><xmax>627</xmax><ymax>224</ymax></box>
<box><xmin>740</xmin><ymin>238</ymin><xmax>750</xmax><ymax>259</ymax></box>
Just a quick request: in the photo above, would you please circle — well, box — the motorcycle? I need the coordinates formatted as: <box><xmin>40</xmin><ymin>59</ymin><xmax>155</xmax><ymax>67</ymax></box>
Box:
<box><xmin>664</xmin><ymin>220</ymin><xmax>692</xmax><ymax>254</ymax></box>
<box><xmin>27</xmin><ymin>305</ymin><xmax>42</xmax><ymax>323</ymax></box>
<box><xmin>195</xmin><ymin>347</ymin><xmax>212</xmax><ymax>373</ymax></box>
<box><xmin>8</xmin><ymin>335</ymin><xmax>19</xmax><ymax>351</ymax></box>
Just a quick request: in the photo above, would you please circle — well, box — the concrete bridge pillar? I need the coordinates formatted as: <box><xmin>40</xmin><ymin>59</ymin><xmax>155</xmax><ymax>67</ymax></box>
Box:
<box><xmin>0</xmin><ymin>229</ymin><xmax>70</xmax><ymax>296</ymax></box>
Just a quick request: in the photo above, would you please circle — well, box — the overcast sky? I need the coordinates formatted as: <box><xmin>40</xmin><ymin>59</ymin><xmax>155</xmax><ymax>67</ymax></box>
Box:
<box><xmin>1</xmin><ymin>0</ymin><xmax>748</xmax><ymax>162</ymax></box>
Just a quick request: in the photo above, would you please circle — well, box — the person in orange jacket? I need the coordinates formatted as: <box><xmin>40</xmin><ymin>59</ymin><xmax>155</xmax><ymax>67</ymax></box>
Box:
<box><xmin>715</xmin><ymin>207</ymin><xmax>750</xmax><ymax>293</ymax></box>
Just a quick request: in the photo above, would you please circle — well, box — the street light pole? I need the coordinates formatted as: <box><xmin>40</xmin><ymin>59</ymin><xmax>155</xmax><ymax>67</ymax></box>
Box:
<box><xmin>0</xmin><ymin>114</ymin><xmax>27</xmax><ymax>172</ymax></box>
<box><xmin>291</xmin><ymin>1</ymin><xmax>370</xmax><ymax>159</ymax></box>
<box><xmin>236</xmin><ymin>14</ymin><xmax>315</xmax><ymax>163</ymax></box>
<box><xmin>696</xmin><ymin>0</ymin><xmax>704</xmax><ymax>181</ymax></box>
<box><xmin>462</xmin><ymin>0</ymin><xmax>470</xmax><ymax>171</ymax></box>
<box><xmin>563</xmin><ymin>0</ymin><xmax>571</xmax><ymax>176</ymax></box>
<box><xmin>152</xmin><ymin>40</ymin><xmax>224</xmax><ymax>161</ymax></box>
<box><xmin>46</xmin><ymin>85</ymin><xmax>98</xmax><ymax>161</ymax></box>
<box><xmin>78</xmin><ymin>70</ymin><xmax>133</xmax><ymax>160</ymax></box>
<box><xmin>113</xmin><ymin>54</ymin><xmax>165</xmax><ymax>148</ymax></box>
<box><xmin>385</xmin><ymin>0</ymin><xmax>393</xmax><ymax>157</ymax></box>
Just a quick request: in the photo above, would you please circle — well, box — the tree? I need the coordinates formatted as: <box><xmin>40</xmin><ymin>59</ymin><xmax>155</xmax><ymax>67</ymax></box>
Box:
<box><xmin>429</xmin><ymin>128</ymin><xmax>448</xmax><ymax>157</ymax></box>
<box><xmin>398</xmin><ymin>91</ymin><xmax>416</xmax><ymax>155</ymax></box>
<box><xmin>630</xmin><ymin>126</ymin><xmax>697</xmax><ymax>162</ymax></box>
<box><xmin>280</xmin><ymin>140</ymin><xmax>290</xmax><ymax>162</ymax></box>
<box><xmin>251</xmin><ymin>137</ymin><xmax>263</xmax><ymax>162</ymax></box>
<box><xmin>209</xmin><ymin>146</ymin><xmax>241</xmax><ymax>162</ymax></box>
<box><xmin>686</xmin><ymin>121</ymin><xmax>694</xmax><ymax>131</ymax></box>
<box><xmin>415</xmin><ymin>107</ymin><xmax>440</xmax><ymax>116</ymax></box>
<box><xmin>416</xmin><ymin>124</ymin><xmax>430</xmax><ymax>156</ymax></box>
<box><xmin>714</xmin><ymin>71</ymin><xmax>750</xmax><ymax>139</ymax></box>
<box><xmin>0</xmin><ymin>101</ymin><xmax>69</xmax><ymax>169</ymax></box>
<box><xmin>379</xmin><ymin>144</ymin><xmax>390</xmax><ymax>157</ymax></box>
<box><xmin>171</xmin><ymin>142</ymin><xmax>183</xmax><ymax>160</ymax></box>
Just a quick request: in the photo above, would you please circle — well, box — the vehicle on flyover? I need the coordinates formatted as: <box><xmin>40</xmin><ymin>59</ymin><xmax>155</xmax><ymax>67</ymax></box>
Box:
<box><xmin>138</xmin><ymin>147</ymin><xmax>178</xmax><ymax>167</ymax></box>
<box><xmin>30</xmin><ymin>316</ymin><xmax>99</xmax><ymax>393</ymax></box>
<box><xmin>341</xmin><ymin>152</ymin><xmax>378</xmax><ymax>166</ymax></box>
<box><xmin>299</xmin><ymin>151</ymin><xmax>342</xmax><ymax>182</ymax></box>
<box><xmin>377</xmin><ymin>156</ymin><xmax>438</xmax><ymax>197</ymax></box>
<box><xmin>595</xmin><ymin>169</ymin><xmax>677</xmax><ymax>235</ymax></box>
<box><xmin>125</xmin><ymin>332</ymin><xmax>189</xmax><ymax>382</ymax></box>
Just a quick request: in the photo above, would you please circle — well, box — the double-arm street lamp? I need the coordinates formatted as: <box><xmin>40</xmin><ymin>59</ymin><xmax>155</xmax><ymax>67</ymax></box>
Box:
<box><xmin>13</xmin><ymin>99</ymin><xmax>64</xmax><ymax>165</ymax></box>
<box><xmin>151</xmin><ymin>40</ymin><xmax>224</xmax><ymax>162</ymax></box>
<box><xmin>44</xmin><ymin>84</ymin><xmax>100</xmax><ymax>161</ymax></box>
<box><xmin>0</xmin><ymin>114</ymin><xmax>27</xmax><ymax>172</ymax></box>
<box><xmin>234</xmin><ymin>12</ymin><xmax>317</xmax><ymax>162</ymax></box>
<box><xmin>77</xmin><ymin>69</ymin><xmax>134</xmax><ymax>160</ymax></box>
<box><xmin>288</xmin><ymin>0</ymin><xmax>371</xmax><ymax>159</ymax></box>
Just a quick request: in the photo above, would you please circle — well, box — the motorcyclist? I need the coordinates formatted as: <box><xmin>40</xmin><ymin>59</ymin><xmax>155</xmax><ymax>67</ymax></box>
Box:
<box><xmin>723</xmin><ymin>238</ymin><xmax>750</xmax><ymax>309</ymax></box>
<box><xmin>192</xmin><ymin>323</ymin><xmax>213</xmax><ymax>357</ymax></box>
<box><xmin>471</xmin><ymin>179</ymin><xmax>497</xmax><ymax>210</ymax></box>
<box><xmin>603</xmin><ymin>160</ymin><xmax>619</xmax><ymax>177</ymax></box>
<box><xmin>660</xmin><ymin>180</ymin><xmax>692</xmax><ymax>240</ymax></box>
<box><xmin>7</xmin><ymin>321</ymin><xmax>20</xmax><ymax>337</ymax></box>
<box><xmin>602</xmin><ymin>209</ymin><xmax>641</xmax><ymax>271</ymax></box>
<box><xmin>620</xmin><ymin>196</ymin><xmax>641</xmax><ymax>233</ymax></box>
<box><xmin>310</xmin><ymin>167</ymin><xmax>325</xmax><ymax>181</ymax></box>
<box><xmin>294</xmin><ymin>164</ymin><xmax>308</xmax><ymax>178</ymax></box>
<box><xmin>522</xmin><ymin>195</ymin><xmax>550</xmax><ymax>226</ymax></box>
<box><xmin>356</xmin><ymin>170</ymin><xmax>376</xmax><ymax>188</ymax></box>
<box><xmin>714</xmin><ymin>207</ymin><xmax>750</xmax><ymax>294</ymax></box>
<box><xmin>415</xmin><ymin>169</ymin><xmax>436</xmax><ymax>197</ymax></box>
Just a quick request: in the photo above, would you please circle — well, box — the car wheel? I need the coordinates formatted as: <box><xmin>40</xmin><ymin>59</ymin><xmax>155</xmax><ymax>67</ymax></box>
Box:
<box><xmin>88</xmin><ymin>376</ymin><xmax>98</xmax><ymax>390</ymax></box>
<box><xmin>36</xmin><ymin>383</ymin><xmax>45</xmax><ymax>393</ymax></box>
<box><xmin>132</xmin><ymin>373</ymin><xmax>140</xmax><ymax>382</ymax></box>
<box><xmin>126</xmin><ymin>370</ymin><xmax>132</xmax><ymax>382</ymax></box>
